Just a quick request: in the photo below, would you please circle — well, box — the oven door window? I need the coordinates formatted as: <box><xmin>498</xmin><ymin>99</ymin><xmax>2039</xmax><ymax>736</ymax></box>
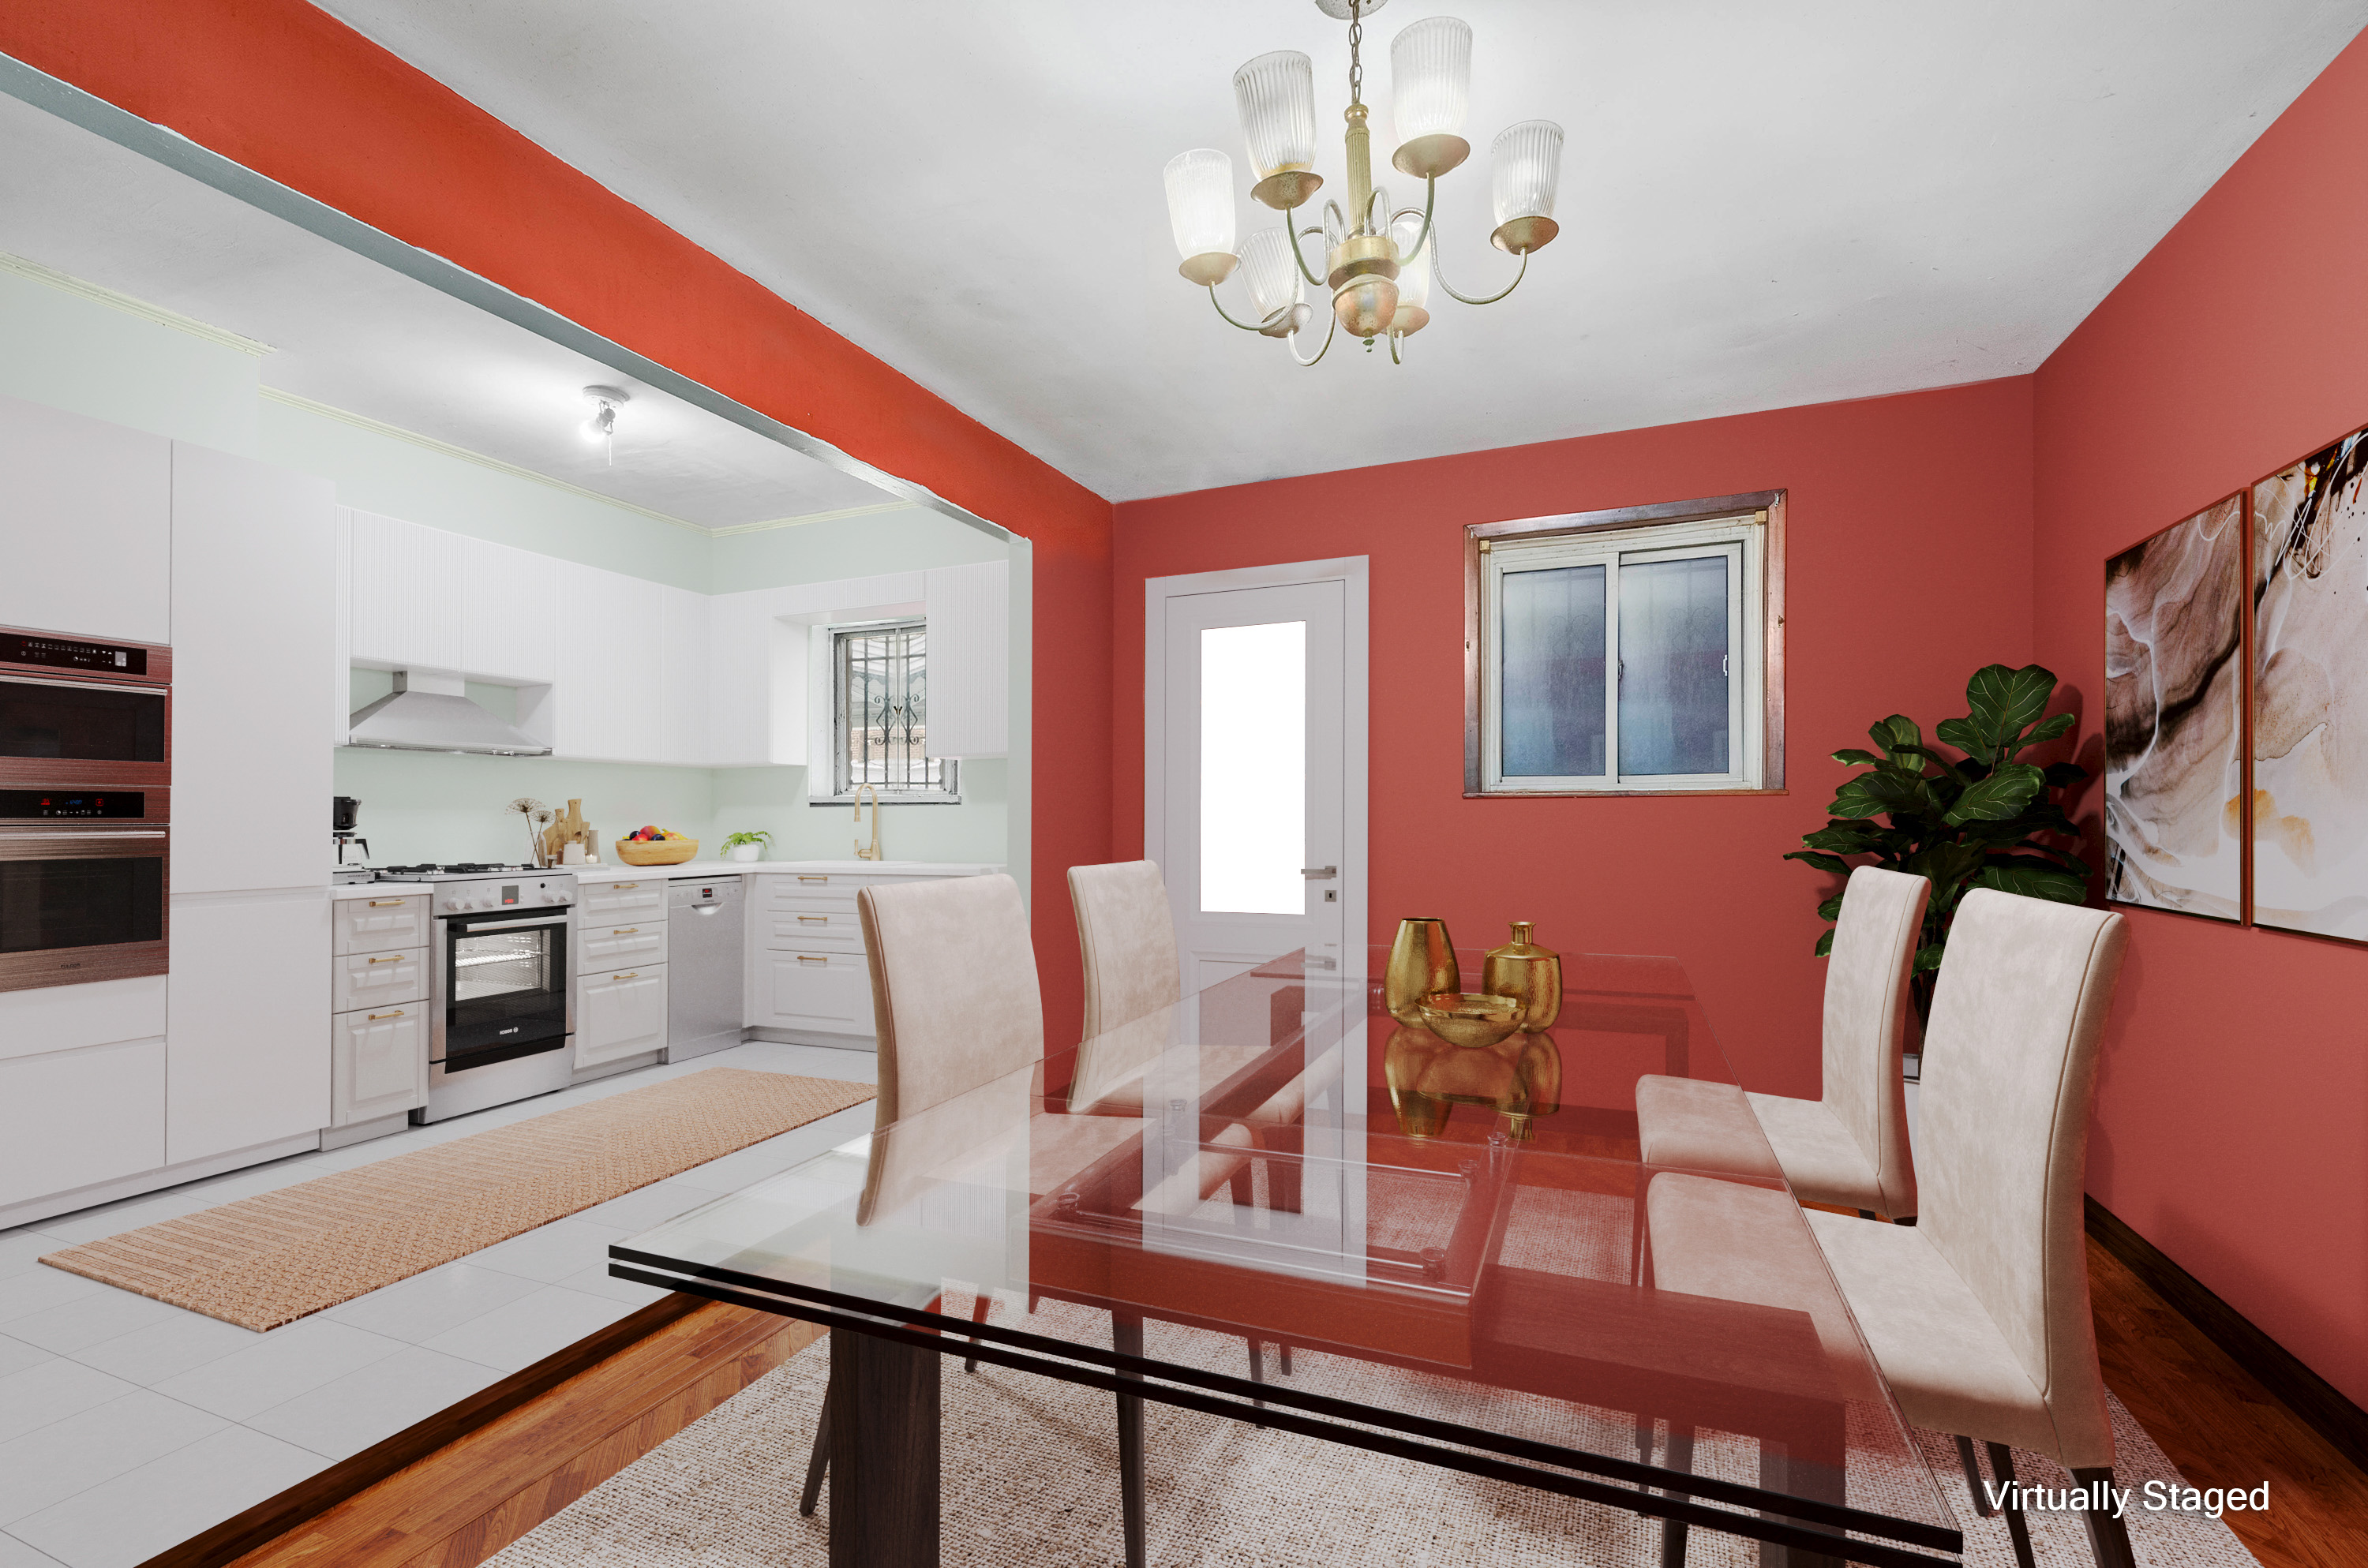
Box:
<box><xmin>0</xmin><ymin>856</ymin><xmax>164</xmax><ymax>952</ymax></box>
<box><xmin>445</xmin><ymin>917</ymin><xmax>568</xmax><ymax>1061</ymax></box>
<box><xmin>0</xmin><ymin>680</ymin><xmax>166</xmax><ymax>762</ymax></box>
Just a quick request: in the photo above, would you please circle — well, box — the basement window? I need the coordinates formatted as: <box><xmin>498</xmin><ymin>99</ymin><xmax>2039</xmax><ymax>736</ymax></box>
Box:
<box><xmin>1467</xmin><ymin>492</ymin><xmax>1784</xmax><ymax>795</ymax></box>
<box><xmin>822</xmin><ymin>619</ymin><xmax>961</xmax><ymax>803</ymax></box>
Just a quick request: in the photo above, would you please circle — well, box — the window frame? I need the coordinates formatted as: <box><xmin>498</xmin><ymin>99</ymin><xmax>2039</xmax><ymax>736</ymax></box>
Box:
<box><xmin>812</xmin><ymin>616</ymin><xmax>963</xmax><ymax>806</ymax></box>
<box><xmin>1464</xmin><ymin>489</ymin><xmax>1786</xmax><ymax>797</ymax></box>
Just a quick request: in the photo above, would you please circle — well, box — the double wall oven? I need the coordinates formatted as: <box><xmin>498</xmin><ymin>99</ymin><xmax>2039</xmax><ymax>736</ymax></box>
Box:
<box><xmin>0</xmin><ymin>627</ymin><xmax>171</xmax><ymax>994</ymax></box>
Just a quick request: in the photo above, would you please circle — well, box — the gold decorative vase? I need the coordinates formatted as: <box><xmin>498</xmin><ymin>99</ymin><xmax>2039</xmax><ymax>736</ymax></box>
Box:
<box><xmin>1482</xmin><ymin>921</ymin><xmax>1562</xmax><ymax>1033</ymax></box>
<box><xmin>1415</xmin><ymin>990</ymin><xmax>1524</xmax><ymax>1050</ymax></box>
<box><xmin>1384</xmin><ymin>918</ymin><xmax>1460</xmax><ymax>1026</ymax></box>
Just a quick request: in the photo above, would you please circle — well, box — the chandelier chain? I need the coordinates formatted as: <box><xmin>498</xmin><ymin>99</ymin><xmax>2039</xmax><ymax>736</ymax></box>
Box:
<box><xmin>1347</xmin><ymin>0</ymin><xmax>1364</xmax><ymax>107</ymax></box>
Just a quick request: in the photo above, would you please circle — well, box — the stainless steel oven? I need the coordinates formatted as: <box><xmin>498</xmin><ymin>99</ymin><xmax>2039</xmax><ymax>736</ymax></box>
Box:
<box><xmin>0</xmin><ymin>628</ymin><xmax>172</xmax><ymax>791</ymax></box>
<box><xmin>418</xmin><ymin>872</ymin><xmax>576</xmax><ymax>1122</ymax></box>
<box><xmin>0</xmin><ymin>825</ymin><xmax>168</xmax><ymax>993</ymax></box>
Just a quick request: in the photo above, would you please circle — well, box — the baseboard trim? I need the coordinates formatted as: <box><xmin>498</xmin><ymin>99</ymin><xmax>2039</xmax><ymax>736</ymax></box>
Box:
<box><xmin>133</xmin><ymin>1290</ymin><xmax>705</xmax><ymax>1568</ymax></box>
<box><xmin>2085</xmin><ymin>1194</ymin><xmax>2368</xmax><ymax>1472</ymax></box>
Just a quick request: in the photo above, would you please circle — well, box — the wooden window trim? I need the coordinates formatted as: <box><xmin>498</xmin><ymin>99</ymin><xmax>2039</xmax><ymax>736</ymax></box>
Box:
<box><xmin>1463</xmin><ymin>488</ymin><xmax>1787</xmax><ymax>797</ymax></box>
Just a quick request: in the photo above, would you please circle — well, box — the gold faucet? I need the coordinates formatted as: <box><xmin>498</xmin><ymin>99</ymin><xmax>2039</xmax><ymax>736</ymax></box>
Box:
<box><xmin>853</xmin><ymin>783</ymin><xmax>883</xmax><ymax>860</ymax></box>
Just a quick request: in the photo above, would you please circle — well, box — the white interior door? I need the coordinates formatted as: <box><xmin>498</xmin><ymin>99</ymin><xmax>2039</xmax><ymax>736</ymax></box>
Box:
<box><xmin>1149</xmin><ymin>562</ymin><xmax>1366</xmax><ymax>994</ymax></box>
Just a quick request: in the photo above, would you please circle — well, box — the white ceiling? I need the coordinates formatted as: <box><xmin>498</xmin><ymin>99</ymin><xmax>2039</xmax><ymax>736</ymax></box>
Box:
<box><xmin>309</xmin><ymin>0</ymin><xmax>2367</xmax><ymax>503</ymax></box>
<box><xmin>0</xmin><ymin>90</ymin><xmax>898</xmax><ymax>529</ymax></box>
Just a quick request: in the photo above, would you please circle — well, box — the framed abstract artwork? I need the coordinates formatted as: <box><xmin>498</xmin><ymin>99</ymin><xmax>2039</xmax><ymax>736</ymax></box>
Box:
<box><xmin>2251</xmin><ymin>428</ymin><xmax>2368</xmax><ymax>939</ymax></box>
<box><xmin>2103</xmin><ymin>492</ymin><xmax>2246</xmax><ymax>920</ymax></box>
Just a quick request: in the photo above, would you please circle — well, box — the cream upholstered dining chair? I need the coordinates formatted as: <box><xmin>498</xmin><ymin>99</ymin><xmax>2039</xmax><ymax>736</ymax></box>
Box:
<box><xmin>1808</xmin><ymin>890</ymin><xmax>2132</xmax><ymax>1568</ymax></box>
<box><xmin>1635</xmin><ymin>863</ymin><xmax>1928</xmax><ymax>1219</ymax></box>
<box><xmin>797</xmin><ymin>871</ymin><xmax>1180</xmax><ymax>1563</ymax></box>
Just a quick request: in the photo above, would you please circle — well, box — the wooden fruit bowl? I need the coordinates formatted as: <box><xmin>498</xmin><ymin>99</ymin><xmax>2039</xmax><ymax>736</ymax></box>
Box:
<box><xmin>613</xmin><ymin>836</ymin><xmax>697</xmax><ymax>866</ymax></box>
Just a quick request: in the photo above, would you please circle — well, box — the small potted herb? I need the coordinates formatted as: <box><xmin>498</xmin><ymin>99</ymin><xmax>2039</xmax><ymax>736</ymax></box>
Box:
<box><xmin>721</xmin><ymin>829</ymin><xmax>772</xmax><ymax>863</ymax></box>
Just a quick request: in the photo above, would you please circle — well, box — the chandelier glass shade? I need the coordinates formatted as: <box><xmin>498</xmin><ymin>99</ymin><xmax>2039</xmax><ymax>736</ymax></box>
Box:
<box><xmin>1166</xmin><ymin>0</ymin><xmax>1562</xmax><ymax>366</ymax></box>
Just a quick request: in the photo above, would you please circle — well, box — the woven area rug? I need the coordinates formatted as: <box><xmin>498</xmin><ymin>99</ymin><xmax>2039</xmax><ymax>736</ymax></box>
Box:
<box><xmin>39</xmin><ymin>1068</ymin><xmax>873</xmax><ymax>1330</ymax></box>
<box><xmin>485</xmin><ymin>1290</ymin><xmax>2260</xmax><ymax>1568</ymax></box>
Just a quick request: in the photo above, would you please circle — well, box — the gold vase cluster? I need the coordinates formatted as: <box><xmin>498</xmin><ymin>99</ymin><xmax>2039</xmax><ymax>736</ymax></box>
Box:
<box><xmin>1383</xmin><ymin>917</ymin><xmax>1562</xmax><ymax>1046</ymax></box>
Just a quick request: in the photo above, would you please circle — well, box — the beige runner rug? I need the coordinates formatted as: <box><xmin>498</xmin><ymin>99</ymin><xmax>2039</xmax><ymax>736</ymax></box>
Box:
<box><xmin>38</xmin><ymin>1068</ymin><xmax>873</xmax><ymax>1331</ymax></box>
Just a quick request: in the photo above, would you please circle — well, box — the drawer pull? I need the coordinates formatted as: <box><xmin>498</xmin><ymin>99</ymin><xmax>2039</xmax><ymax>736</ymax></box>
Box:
<box><xmin>613</xmin><ymin>971</ymin><xmax>639</xmax><ymax>981</ymax></box>
<box><xmin>613</xmin><ymin>882</ymin><xmax>640</xmax><ymax>891</ymax></box>
<box><xmin>613</xmin><ymin>927</ymin><xmax>639</xmax><ymax>935</ymax></box>
<box><xmin>367</xmin><ymin>899</ymin><xmax>408</xmax><ymax>907</ymax></box>
<box><xmin>796</xmin><ymin>915</ymin><xmax>829</xmax><ymax>923</ymax></box>
<box><xmin>796</xmin><ymin>955</ymin><xmax>828</xmax><ymax>965</ymax></box>
<box><xmin>366</xmin><ymin>1009</ymin><xmax>406</xmax><ymax>1021</ymax></box>
<box><xmin>797</xmin><ymin>874</ymin><xmax>830</xmax><ymax>884</ymax></box>
<box><xmin>366</xmin><ymin>953</ymin><xmax>404</xmax><ymax>964</ymax></box>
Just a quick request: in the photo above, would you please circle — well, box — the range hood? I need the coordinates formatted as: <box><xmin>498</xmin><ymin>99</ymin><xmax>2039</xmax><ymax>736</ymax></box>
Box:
<box><xmin>347</xmin><ymin>670</ymin><xmax>549</xmax><ymax>756</ymax></box>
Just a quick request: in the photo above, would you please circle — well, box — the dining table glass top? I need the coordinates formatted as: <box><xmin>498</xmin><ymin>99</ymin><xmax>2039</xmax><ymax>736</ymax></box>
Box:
<box><xmin>613</xmin><ymin>948</ymin><xmax>1962</xmax><ymax>1565</ymax></box>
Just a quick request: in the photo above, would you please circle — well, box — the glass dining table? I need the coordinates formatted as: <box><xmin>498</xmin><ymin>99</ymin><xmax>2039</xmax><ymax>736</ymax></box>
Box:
<box><xmin>610</xmin><ymin>949</ymin><xmax>1964</xmax><ymax>1568</ymax></box>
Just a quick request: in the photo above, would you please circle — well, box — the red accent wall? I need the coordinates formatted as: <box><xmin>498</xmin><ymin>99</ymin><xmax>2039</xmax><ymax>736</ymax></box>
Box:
<box><xmin>2030</xmin><ymin>28</ymin><xmax>2368</xmax><ymax>1405</ymax></box>
<box><xmin>1113</xmin><ymin>379</ymin><xmax>2037</xmax><ymax>1102</ymax></box>
<box><xmin>0</xmin><ymin>2</ymin><xmax>1113</xmax><ymax>1046</ymax></box>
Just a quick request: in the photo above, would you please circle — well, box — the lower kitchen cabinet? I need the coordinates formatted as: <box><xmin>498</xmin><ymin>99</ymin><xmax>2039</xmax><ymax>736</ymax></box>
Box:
<box><xmin>748</xmin><ymin>949</ymin><xmax>873</xmax><ymax>1036</ymax></box>
<box><xmin>0</xmin><ymin>1038</ymin><xmax>166</xmax><ymax>1210</ymax></box>
<box><xmin>332</xmin><ymin>1004</ymin><xmax>429</xmax><ymax>1125</ymax></box>
<box><xmin>169</xmin><ymin>893</ymin><xmax>332</xmax><ymax>1164</ymax></box>
<box><xmin>576</xmin><ymin>965</ymin><xmax>667</xmax><ymax>1068</ymax></box>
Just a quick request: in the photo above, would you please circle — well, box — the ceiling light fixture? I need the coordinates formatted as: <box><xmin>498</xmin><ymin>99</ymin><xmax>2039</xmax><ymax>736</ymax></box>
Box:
<box><xmin>580</xmin><ymin>384</ymin><xmax>629</xmax><ymax>462</ymax></box>
<box><xmin>1163</xmin><ymin>0</ymin><xmax>1561</xmax><ymax>366</ymax></box>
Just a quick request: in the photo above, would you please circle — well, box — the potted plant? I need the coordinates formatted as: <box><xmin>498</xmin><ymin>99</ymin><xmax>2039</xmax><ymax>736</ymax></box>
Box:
<box><xmin>1786</xmin><ymin>663</ymin><xmax>2092</xmax><ymax>1034</ymax></box>
<box><xmin>721</xmin><ymin>829</ymin><xmax>772</xmax><ymax>863</ymax></box>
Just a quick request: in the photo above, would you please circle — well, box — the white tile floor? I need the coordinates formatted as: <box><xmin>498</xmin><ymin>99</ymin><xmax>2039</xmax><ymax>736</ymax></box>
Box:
<box><xmin>0</xmin><ymin>1039</ymin><xmax>878</xmax><ymax>1568</ymax></box>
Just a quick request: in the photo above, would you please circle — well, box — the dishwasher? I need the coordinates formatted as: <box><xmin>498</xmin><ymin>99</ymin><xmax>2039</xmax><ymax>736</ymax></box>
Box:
<box><xmin>664</xmin><ymin>875</ymin><xmax>744</xmax><ymax>1061</ymax></box>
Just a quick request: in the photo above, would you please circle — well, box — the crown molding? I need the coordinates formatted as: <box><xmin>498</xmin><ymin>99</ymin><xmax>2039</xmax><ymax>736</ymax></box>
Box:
<box><xmin>0</xmin><ymin>248</ymin><xmax>275</xmax><ymax>355</ymax></box>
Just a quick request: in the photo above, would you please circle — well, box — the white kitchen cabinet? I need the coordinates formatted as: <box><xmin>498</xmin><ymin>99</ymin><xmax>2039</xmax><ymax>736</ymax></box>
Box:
<box><xmin>581</xmin><ymin>920</ymin><xmax>667</xmax><ymax>975</ymax></box>
<box><xmin>173</xmin><ymin>443</ymin><xmax>337</xmax><ymax>896</ymax></box>
<box><xmin>0</xmin><ymin>1038</ymin><xmax>167</xmax><ymax>1209</ymax></box>
<box><xmin>662</xmin><ymin>585</ymin><xmax>710</xmax><ymax>765</ymax></box>
<box><xmin>335</xmin><ymin>893</ymin><xmax>431</xmax><ymax>953</ymax></box>
<box><xmin>753</xmin><ymin>902</ymin><xmax>864</xmax><ymax>953</ymax></box>
<box><xmin>168</xmin><ymin>893</ymin><xmax>331</xmax><ymax>1164</ymax></box>
<box><xmin>461</xmin><ymin>537</ymin><xmax>560</xmax><ymax>683</ymax></box>
<box><xmin>554</xmin><ymin>561</ymin><xmax>665</xmax><ymax>762</ymax></box>
<box><xmin>0</xmin><ymin>391</ymin><xmax>171</xmax><ymax>645</ymax></box>
<box><xmin>748</xmin><ymin>949</ymin><xmax>872</xmax><ymax>1035</ymax></box>
<box><xmin>0</xmin><ymin>975</ymin><xmax>167</xmax><ymax>1065</ymax></box>
<box><xmin>350</xmin><ymin>509</ymin><xmax>464</xmax><ymax>672</ymax></box>
<box><xmin>331</xmin><ymin>947</ymin><xmax>427</xmax><ymax>1013</ymax></box>
<box><xmin>575</xmin><ymin>965</ymin><xmax>667</xmax><ymax>1068</ymax></box>
<box><xmin>579</xmin><ymin>877</ymin><xmax>667</xmax><ymax>926</ymax></box>
<box><xmin>923</xmin><ymin>559</ymin><xmax>1010</xmax><ymax>758</ymax></box>
<box><xmin>332</xmin><ymin>1004</ymin><xmax>429</xmax><ymax>1126</ymax></box>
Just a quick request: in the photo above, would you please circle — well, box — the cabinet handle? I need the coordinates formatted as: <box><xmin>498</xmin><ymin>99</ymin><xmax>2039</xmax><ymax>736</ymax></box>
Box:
<box><xmin>796</xmin><ymin>955</ymin><xmax>827</xmax><ymax>964</ymax></box>
<box><xmin>366</xmin><ymin>953</ymin><xmax>404</xmax><ymax>964</ymax></box>
<box><xmin>797</xmin><ymin>915</ymin><xmax>828</xmax><ymax>923</ymax></box>
<box><xmin>614</xmin><ymin>882</ymin><xmax>639</xmax><ymax>890</ymax></box>
<box><xmin>367</xmin><ymin>899</ymin><xmax>407</xmax><ymax>907</ymax></box>
<box><xmin>366</xmin><ymin>1009</ymin><xmax>405</xmax><ymax>1021</ymax></box>
<box><xmin>797</xmin><ymin>874</ymin><xmax>830</xmax><ymax>883</ymax></box>
<box><xmin>613</xmin><ymin>927</ymin><xmax>639</xmax><ymax>935</ymax></box>
<box><xmin>613</xmin><ymin>971</ymin><xmax>639</xmax><ymax>981</ymax></box>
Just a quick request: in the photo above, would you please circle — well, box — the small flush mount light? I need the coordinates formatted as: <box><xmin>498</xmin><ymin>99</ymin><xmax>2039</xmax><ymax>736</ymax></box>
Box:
<box><xmin>580</xmin><ymin>384</ymin><xmax>630</xmax><ymax>462</ymax></box>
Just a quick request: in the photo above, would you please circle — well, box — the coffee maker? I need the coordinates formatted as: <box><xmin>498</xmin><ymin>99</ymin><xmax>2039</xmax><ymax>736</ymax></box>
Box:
<box><xmin>332</xmin><ymin>795</ymin><xmax>369</xmax><ymax>868</ymax></box>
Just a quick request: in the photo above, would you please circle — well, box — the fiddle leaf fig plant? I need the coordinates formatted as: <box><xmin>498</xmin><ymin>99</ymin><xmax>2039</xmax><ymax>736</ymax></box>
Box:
<box><xmin>1786</xmin><ymin>663</ymin><xmax>2091</xmax><ymax>1025</ymax></box>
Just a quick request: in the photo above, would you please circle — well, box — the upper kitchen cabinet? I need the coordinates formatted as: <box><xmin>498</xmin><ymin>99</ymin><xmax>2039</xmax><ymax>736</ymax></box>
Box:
<box><xmin>173</xmin><ymin>443</ymin><xmax>337</xmax><ymax>894</ymax></box>
<box><xmin>461</xmin><ymin>537</ymin><xmax>560</xmax><ymax>684</ymax></box>
<box><xmin>0</xmin><ymin>391</ymin><xmax>171</xmax><ymax>645</ymax></box>
<box><xmin>349</xmin><ymin>509</ymin><xmax>464</xmax><ymax>672</ymax></box>
<box><xmin>924</xmin><ymin>559</ymin><xmax>1010</xmax><ymax>758</ymax></box>
<box><xmin>662</xmin><ymin>585</ymin><xmax>710</xmax><ymax>765</ymax></box>
<box><xmin>554</xmin><ymin>560</ymin><xmax>665</xmax><ymax>762</ymax></box>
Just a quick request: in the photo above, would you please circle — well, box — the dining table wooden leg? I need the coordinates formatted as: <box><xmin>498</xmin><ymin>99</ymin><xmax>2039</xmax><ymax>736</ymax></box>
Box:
<box><xmin>1114</xmin><ymin>1314</ymin><xmax>1148</xmax><ymax>1568</ymax></box>
<box><xmin>827</xmin><ymin>1327</ymin><xmax>940</xmax><ymax>1568</ymax></box>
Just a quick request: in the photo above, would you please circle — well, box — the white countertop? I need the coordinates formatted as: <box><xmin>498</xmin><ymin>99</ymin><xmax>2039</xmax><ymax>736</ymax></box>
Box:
<box><xmin>328</xmin><ymin>859</ymin><xmax>1002</xmax><ymax>895</ymax></box>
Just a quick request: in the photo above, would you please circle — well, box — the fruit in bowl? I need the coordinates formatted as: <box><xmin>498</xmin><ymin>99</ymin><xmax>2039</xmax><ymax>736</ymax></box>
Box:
<box><xmin>613</xmin><ymin>826</ymin><xmax>698</xmax><ymax>864</ymax></box>
<box><xmin>624</xmin><ymin>825</ymin><xmax>688</xmax><ymax>842</ymax></box>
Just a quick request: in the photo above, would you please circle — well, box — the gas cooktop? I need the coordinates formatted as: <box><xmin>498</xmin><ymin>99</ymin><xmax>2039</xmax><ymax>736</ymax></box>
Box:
<box><xmin>373</xmin><ymin>863</ymin><xmax>551</xmax><ymax>881</ymax></box>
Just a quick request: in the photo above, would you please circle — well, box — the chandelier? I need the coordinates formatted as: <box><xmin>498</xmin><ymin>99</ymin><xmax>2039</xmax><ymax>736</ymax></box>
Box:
<box><xmin>1161</xmin><ymin>0</ymin><xmax>1564</xmax><ymax>366</ymax></box>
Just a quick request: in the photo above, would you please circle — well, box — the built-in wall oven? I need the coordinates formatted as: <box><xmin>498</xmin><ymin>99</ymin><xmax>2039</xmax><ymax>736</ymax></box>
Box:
<box><xmin>0</xmin><ymin>628</ymin><xmax>171</xmax><ymax>993</ymax></box>
<box><xmin>411</xmin><ymin>871</ymin><xmax>577</xmax><ymax>1122</ymax></box>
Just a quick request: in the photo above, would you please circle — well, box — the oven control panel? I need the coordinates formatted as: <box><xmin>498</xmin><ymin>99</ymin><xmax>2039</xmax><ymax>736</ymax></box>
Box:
<box><xmin>437</xmin><ymin>877</ymin><xmax>575</xmax><ymax>915</ymax></box>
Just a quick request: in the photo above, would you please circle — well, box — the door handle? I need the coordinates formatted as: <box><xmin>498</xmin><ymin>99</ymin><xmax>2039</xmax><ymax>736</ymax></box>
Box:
<box><xmin>796</xmin><ymin>955</ymin><xmax>827</xmax><ymax>964</ymax></box>
<box><xmin>1300</xmin><ymin>866</ymin><xmax>1338</xmax><ymax>880</ymax></box>
<box><xmin>797</xmin><ymin>915</ymin><xmax>828</xmax><ymax>923</ymax></box>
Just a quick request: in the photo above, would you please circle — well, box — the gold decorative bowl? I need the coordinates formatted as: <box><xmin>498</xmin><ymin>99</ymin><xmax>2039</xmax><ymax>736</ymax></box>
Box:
<box><xmin>1415</xmin><ymin>990</ymin><xmax>1524</xmax><ymax>1050</ymax></box>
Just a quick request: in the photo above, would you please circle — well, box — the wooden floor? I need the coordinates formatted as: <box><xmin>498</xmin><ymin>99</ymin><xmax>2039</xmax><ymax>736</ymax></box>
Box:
<box><xmin>225</xmin><ymin>1241</ymin><xmax>2368</xmax><ymax>1568</ymax></box>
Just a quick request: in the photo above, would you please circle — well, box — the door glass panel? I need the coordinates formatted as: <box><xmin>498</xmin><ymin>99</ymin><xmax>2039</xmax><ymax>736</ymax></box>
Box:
<box><xmin>0</xmin><ymin>682</ymin><xmax>166</xmax><ymax>762</ymax></box>
<box><xmin>1619</xmin><ymin>554</ymin><xmax>1730</xmax><ymax>776</ymax></box>
<box><xmin>1500</xmin><ymin>564</ymin><xmax>1606</xmax><ymax>777</ymax></box>
<box><xmin>1200</xmin><ymin>620</ymin><xmax>1304</xmax><ymax>915</ymax></box>
<box><xmin>0</xmin><ymin>858</ymin><xmax>163</xmax><ymax>951</ymax></box>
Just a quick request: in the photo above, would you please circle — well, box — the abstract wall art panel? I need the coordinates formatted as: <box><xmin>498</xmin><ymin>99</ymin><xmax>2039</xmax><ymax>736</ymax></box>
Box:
<box><xmin>2104</xmin><ymin>492</ymin><xmax>2245</xmax><ymax>919</ymax></box>
<box><xmin>2252</xmin><ymin>429</ymin><xmax>2368</xmax><ymax>939</ymax></box>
